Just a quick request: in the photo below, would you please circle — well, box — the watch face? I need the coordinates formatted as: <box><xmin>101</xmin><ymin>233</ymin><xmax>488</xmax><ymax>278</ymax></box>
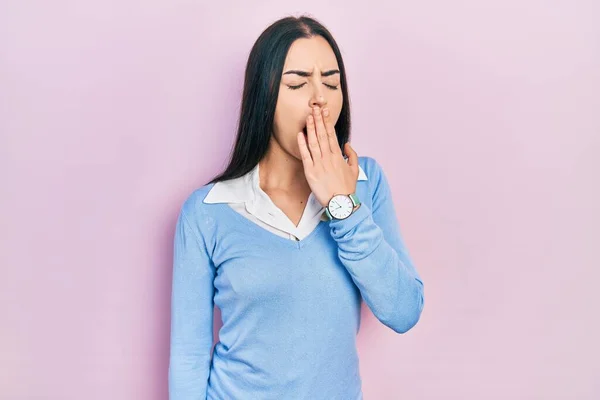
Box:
<box><xmin>328</xmin><ymin>194</ymin><xmax>354</xmax><ymax>220</ymax></box>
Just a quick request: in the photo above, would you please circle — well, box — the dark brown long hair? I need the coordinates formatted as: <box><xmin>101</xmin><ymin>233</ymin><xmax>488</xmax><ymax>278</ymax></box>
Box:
<box><xmin>206</xmin><ymin>15</ymin><xmax>352</xmax><ymax>185</ymax></box>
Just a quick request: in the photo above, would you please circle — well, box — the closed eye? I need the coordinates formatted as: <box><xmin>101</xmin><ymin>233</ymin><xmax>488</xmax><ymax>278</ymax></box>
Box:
<box><xmin>287</xmin><ymin>83</ymin><xmax>339</xmax><ymax>90</ymax></box>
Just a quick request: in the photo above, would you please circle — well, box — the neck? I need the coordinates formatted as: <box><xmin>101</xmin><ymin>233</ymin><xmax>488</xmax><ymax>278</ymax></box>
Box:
<box><xmin>258</xmin><ymin>137</ymin><xmax>310</xmax><ymax>195</ymax></box>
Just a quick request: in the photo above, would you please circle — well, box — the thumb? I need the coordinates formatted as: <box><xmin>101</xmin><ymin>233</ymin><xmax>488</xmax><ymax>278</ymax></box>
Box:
<box><xmin>345</xmin><ymin>142</ymin><xmax>359</xmax><ymax>174</ymax></box>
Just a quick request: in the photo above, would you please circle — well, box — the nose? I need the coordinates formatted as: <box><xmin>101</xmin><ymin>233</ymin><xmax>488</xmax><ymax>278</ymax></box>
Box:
<box><xmin>309</xmin><ymin>90</ymin><xmax>328</xmax><ymax>109</ymax></box>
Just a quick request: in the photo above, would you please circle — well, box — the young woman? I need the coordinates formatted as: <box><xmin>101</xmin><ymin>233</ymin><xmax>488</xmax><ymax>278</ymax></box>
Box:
<box><xmin>168</xmin><ymin>15</ymin><xmax>425</xmax><ymax>400</ymax></box>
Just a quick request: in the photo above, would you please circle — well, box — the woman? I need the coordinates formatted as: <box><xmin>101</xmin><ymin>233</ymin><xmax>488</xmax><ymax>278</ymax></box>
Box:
<box><xmin>168</xmin><ymin>15</ymin><xmax>424</xmax><ymax>400</ymax></box>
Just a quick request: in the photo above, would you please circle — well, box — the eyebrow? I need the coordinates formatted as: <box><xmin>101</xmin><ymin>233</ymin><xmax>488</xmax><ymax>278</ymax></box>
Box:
<box><xmin>282</xmin><ymin>69</ymin><xmax>340</xmax><ymax>77</ymax></box>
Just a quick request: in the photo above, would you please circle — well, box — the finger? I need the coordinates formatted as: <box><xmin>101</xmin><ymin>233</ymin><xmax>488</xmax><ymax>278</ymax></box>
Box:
<box><xmin>312</xmin><ymin>107</ymin><xmax>330</xmax><ymax>158</ymax></box>
<box><xmin>322</xmin><ymin>108</ymin><xmax>342</xmax><ymax>156</ymax></box>
<box><xmin>306</xmin><ymin>114</ymin><xmax>322</xmax><ymax>160</ymax></box>
<box><xmin>297</xmin><ymin>131</ymin><xmax>314</xmax><ymax>166</ymax></box>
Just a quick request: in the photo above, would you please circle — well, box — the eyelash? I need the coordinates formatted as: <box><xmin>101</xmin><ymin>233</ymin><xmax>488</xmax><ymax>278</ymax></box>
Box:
<box><xmin>287</xmin><ymin>83</ymin><xmax>339</xmax><ymax>91</ymax></box>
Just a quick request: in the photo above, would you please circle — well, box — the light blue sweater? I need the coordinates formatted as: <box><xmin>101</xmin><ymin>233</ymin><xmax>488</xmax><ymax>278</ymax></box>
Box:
<box><xmin>168</xmin><ymin>156</ymin><xmax>425</xmax><ymax>400</ymax></box>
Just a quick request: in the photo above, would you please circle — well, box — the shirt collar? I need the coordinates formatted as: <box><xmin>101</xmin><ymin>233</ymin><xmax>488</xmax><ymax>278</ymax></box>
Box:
<box><xmin>204</xmin><ymin>162</ymin><xmax>368</xmax><ymax>204</ymax></box>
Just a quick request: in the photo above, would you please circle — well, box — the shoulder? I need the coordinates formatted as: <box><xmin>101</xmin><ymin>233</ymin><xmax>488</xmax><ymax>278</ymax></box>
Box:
<box><xmin>357</xmin><ymin>155</ymin><xmax>385</xmax><ymax>183</ymax></box>
<box><xmin>356</xmin><ymin>155</ymin><xmax>392</xmax><ymax>206</ymax></box>
<box><xmin>178</xmin><ymin>183</ymin><xmax>219</xmax><ymax>223</ymax></box>
<box><xmin>174</xmin><ymin>183</ymin><xmax>222</xmax><ymax>250</ymax></box>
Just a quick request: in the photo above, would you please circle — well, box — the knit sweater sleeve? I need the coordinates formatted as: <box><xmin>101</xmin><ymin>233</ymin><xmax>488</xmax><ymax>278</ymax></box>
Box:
<box><xmin>328</xmin><ymin>157</ymin><xmax>425</xmax><ymax>333</ymax></box>
<box><xmin>168</xmin><ymin>202</ymin><xmax>216</xmax><ymax>399</ymax></box>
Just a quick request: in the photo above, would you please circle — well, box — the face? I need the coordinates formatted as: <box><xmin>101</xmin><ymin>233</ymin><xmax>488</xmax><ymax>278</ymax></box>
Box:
<box><xmin>272</xmin><ymin>35</ymin><xmax>344</xmax><ymax>160</ymax></box>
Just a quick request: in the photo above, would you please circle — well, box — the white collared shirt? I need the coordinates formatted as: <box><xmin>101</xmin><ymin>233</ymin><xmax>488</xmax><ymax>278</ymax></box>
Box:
<box><xmin>203</xmin><ymin>162</ymin><xmax>368</xmax><ymax>241</ymax></box>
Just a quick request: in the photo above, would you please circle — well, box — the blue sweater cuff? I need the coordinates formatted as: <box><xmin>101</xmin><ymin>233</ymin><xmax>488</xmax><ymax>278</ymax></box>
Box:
<box><xmin>328</xmin><ymin>201</ymin><xmax>372</xmax><ymax>238</ymax></box>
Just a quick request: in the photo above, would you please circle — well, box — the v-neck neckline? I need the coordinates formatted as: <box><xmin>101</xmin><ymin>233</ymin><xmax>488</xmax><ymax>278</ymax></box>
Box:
<box><xmin>252</xmin><ymin>163</ymin><xmax>323</xmax><ymax>233</ymax></box>
<box><xmin>217</xmin><ymin>202</ymin><xmax>328</xmax><ymax>249</ymax></box>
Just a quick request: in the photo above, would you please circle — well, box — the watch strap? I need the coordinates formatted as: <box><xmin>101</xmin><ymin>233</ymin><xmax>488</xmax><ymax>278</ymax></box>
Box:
<box><xmin>349</xmin><ymin>193</ymin><xmax>361</xmax><ymax>207</ymax></box>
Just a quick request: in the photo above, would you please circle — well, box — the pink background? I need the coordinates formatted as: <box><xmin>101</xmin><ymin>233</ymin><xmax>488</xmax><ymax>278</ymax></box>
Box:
<box><xmin>2</xmin><ymin>1</ymin><xmax>599</xmax><ymax>399</ymax></box>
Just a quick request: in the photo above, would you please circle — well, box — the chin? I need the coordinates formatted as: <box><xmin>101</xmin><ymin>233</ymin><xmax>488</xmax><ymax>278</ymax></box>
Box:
<box><xmin>291</xmin><ymin>147</ymin><xmax>304</xmax><ymax>162</ymax></box>
<box><xmin>292</xmin><ymin>151</ymin><xmax>303</xmax><ymax>162</ymax></box>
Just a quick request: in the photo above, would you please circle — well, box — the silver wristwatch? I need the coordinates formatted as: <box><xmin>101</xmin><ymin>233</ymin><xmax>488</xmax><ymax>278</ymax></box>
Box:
<box><xmin>323</xmin><ymin>193</ymin><xmax>361</xmax><ymax>221</ymax></box>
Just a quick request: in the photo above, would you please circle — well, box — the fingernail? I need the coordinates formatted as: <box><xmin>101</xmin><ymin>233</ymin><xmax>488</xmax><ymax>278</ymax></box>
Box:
<box><xmin>323</xmin><ymin>108</ymin><xmax>329</xmax><ymax>117</ymax></box>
